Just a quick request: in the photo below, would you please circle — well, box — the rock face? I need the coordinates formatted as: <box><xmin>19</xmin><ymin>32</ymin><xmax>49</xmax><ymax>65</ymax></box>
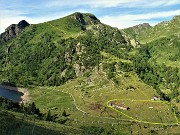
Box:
<box><xmin>72</xmin><ymin>12</ymin><xmax>100</xmax><ymax>26</ymax></box>
<box><xmin>0</xmin><ymin>20</ymin><xmax>30</xmax><ymax>44</ymax></box>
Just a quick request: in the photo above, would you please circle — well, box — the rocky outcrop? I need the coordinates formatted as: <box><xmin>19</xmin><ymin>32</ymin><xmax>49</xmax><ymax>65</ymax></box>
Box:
<box><xmin>123</xmin><ymin>23</ymin><xmax>151</xmax><ymax>36</ymax></box>
<box><xmin>72</xmin><ymin>12</ymin><xmax>101</xmax><ymax>26</ymax></box>
<box><xmin>122</xmin><ymin>32</ymin><xmax>140</xmax><ymax>48</ymax></box>
<box><xmin>0</xmin><ymin>20</ymin><xmax>30</xmax><ymax>44</ymax></box>
<box><xmin>132</xmin><ymin>23</ymin><xmax>151</xmax><ymax>30</ymax></box>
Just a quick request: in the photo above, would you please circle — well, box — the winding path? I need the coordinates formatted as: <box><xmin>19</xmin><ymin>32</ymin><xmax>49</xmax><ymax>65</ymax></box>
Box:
<box><xmin>57</xmin><ymin>88</ymin><xmax>179</xmax><ymax>125</ymax></box>
<box><xmin>56</xmin><ymin>88</ymin><xmax>134</xmax><ymax>123</ymax></box>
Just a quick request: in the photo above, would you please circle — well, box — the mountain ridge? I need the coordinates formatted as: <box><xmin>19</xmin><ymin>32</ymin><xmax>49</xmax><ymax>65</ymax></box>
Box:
<box><xmin>122</xmin><ymin>15</ymin><xmax>180</xmax><ymax>43</ymax></box>
<box><xmin>122</xmin><ymin>23</ymin><xmax>151</xmax><ymax>38</ymax></box>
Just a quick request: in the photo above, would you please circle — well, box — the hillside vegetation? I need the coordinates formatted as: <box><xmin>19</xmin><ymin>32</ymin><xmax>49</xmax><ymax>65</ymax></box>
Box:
<box><xmin>138</xmin><ymin>15</ymin><xmax>180</xmax><ymax>43</ymax></box>
<box><xmin>0</xmin><ymin>12</ymin><xmax>130</xmax><ymax>87</ymax></box>
<box><xmin>123</xmin><ymin>15</ymin><xmax>180</xmax><ymax>112</ymax></box>
<box><xmin>122</xmin><ymin>23</ymin><xmax>152</xmax><ymax>39</ymax></box>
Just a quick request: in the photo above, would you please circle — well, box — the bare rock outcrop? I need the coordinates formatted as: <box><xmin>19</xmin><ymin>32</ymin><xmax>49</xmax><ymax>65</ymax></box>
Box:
<box><xmin>0</xmin><ymin>20</ymin><xmax>30</xmax><ymax>44</ymax></box>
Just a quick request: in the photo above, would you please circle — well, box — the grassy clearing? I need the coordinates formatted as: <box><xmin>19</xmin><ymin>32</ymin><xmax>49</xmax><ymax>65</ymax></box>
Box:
<box><xmin>108</xmin><ymin>99</ymin><xmax>178</xmax><ymax>124</ymax></box>
<box><xmin>30</xmin><ymin>67</ymin><xmax>157</xmax><ymax>120</ymax></box>
<box><xmin>30</xmin><ymin>87</ymin><xmax>74</xmax><ymax>113</ymax></box>
<box><xmin>132</xmin><ymin>123</ymin><xmax>180</xmax><ymax>135</ymax></box>
<box><xmin>28</xmin><ymin>67</ymin><xmax>180</xmax><ymax>134</ymax></box>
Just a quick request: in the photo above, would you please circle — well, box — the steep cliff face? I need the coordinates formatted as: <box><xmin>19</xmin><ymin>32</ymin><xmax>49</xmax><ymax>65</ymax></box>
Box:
<box><xmin>0</xmin><ymin>20</ymin><xmax>30</xmax><ymax>44</ymax></box>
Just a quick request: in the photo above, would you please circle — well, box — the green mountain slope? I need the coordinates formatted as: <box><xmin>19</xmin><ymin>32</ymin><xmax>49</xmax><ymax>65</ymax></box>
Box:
<box><xmin>0</xmin><ymin>12</ymin><xmax>131</xmax><ymax>87</ymax></box>
<box><xmin>122</xmin><ymin>23</ymin><xmax>152</xmax><ymax>39</ymax></box>
<box><xmin>139</xmin><ymin>15</ymin><xmax>180</xmax><ymax>43</ymax></box>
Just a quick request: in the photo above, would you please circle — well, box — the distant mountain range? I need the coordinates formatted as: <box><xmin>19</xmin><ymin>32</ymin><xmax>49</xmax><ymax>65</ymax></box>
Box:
<box><xmin>123</xmin><ymin>15</ymin><xmax>180</xmax><ymax>43</ymax></box>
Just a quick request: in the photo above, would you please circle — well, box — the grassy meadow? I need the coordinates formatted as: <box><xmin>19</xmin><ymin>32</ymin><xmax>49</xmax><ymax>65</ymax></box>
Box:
<box><xmin>28</xmin><ymin>65</ymin><xmax>180</xmax><ymax>134</ymax></box>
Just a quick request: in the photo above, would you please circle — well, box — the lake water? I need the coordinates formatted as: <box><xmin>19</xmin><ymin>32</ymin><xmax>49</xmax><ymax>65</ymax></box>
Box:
<box><xmin>0</xmin><ymin>87</ymin><xmax>23</xmax><ymax>102</ymax></box>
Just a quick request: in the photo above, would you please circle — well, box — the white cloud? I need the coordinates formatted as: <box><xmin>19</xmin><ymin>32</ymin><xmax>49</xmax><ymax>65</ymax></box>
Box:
<box><xmin>137</xmin><ymin>0</ymin><xmax>180</xmax><ymax>8</ymax></box>
<box><xmin>100</xmin><ymin>10</ymin><xmax>180</xmax><ymax>29</ymax></box>
<box><xmin>0</xmin><ymin>9</ymin><xmax>88</xmax><ymax>33</ymax></box>
<box><xmin>165</xmin><ymin>0</ymin><xmax>180</xmax><ymax>6</ymax></box>
<box><xmin>46</xmin><ymin>0</ymin><xmax>180</xmax><ymax>8</ymax></box>
<box><xmin>79</xmin><ymin>0</ymin><xmax>142</xmax><ymax>8</ymax></box>
<box><xmin>120</xmin><ymin>10</ymin><xmax>180</xmax><ymax>20</ymax></box>
<box><xmin>0</xmin><ymin>16</ymin><xmax>45</xmax><ymax>34</ymax></box>
<box><xmin>0</xmin><ymin>9</ymin><xmax>47</xmax><ymax>33</ymax></box>
<box><xmin>46</xmin><ymin>0</ymin><xmax>141</xmax><ymax>8</ymax></box>
<box><xmin>101</xmin><ymin>19</ymin><xmax>147</xmax><ymax>29</ymax></box>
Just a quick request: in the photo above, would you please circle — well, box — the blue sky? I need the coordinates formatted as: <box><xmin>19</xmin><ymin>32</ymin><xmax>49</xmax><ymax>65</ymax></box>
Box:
<box><xmin>0</xmin><ymin>0</ymin><xmax>180</xmax><ymax>33</ymax></box>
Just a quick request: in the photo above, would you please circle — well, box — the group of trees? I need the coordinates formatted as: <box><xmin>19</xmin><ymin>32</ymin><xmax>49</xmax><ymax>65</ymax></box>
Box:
<box><xmin>0</xmin><ymin>96</ymin><xmax>41</xmax><ymax>117</ymax></box>
<box><xmin>133</xmin><ymin>43</ymin><xmax>180</xmax><ymax>101</ymax></box>
<box><xmin>0</xmin><ymin>96</ymin><xmax>70</xmax><ymax>124</ymax></box>
<box><xmin>0</xmin><ymin>110</ymin><xmax>69</xmax><ymax>135</ymax></box>
<box><xmin>0</xmin><ymin>33</ymin><xmax>77</xmax><ymax>87</ymax></box>
<box><xmin>0</xmin><ymin>96</ymin><xmax>20</xmax><ymax>110</ymax></box>
<box><xmin>0</xmin><ymin>96</ymin><xmax>68</xmax><ymax>123</ymax></box>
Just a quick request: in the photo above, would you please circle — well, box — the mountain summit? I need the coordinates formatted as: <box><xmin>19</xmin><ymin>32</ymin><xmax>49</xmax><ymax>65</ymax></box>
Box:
<box><xmin>0</xmin><ymin>20</ymin><xmax>30</xmax><ymax>43</ymax></box>
<box><xmin>122</xmin><ymin>23</ymin><xmax>151</xmax><ymax>39</ymax></box>
<box><xmin>17</xmin><ymin>20</ymin><xmax>30</xmax><ymax>29</ymax></box>
<box><xmin>71</xmin><ymin>12</ymin><xmax>100</xmax><ymax>25</ymax></box>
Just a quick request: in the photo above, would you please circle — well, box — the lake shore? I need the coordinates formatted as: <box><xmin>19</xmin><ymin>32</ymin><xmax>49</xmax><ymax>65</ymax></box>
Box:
<box><xmin>0</xmin><ymin>84</ymin><xmax>31</xmax><ymax>103</ymax></box>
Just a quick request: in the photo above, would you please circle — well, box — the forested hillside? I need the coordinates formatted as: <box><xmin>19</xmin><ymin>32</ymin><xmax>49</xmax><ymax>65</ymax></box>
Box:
<box><xmin>0</xmin><ymin>12</ymin><xmax>132</xmax><ymax>87</ymax></box>
<box><xmin>124</xmin><ymin>15</ymin><xmax>180</xmax><ymax>101</ymax></box>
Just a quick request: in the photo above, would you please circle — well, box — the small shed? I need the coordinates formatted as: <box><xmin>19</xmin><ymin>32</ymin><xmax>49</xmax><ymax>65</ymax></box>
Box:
<box><xmin>110</xmin><ymin>103</ymin><xmax>130</xmax><ymax>110</ymax></box>
<box><xmin>151</xmin><ymin>96</ymin><xmax>160</xmax><ymax>101</ymax></box>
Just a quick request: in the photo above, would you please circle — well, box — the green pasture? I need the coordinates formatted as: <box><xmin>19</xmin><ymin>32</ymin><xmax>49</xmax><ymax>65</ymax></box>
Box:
<box><xmin>107</xmin><ymin>99</ymin><xmax>178</xmax><ymax>125</ymax></box>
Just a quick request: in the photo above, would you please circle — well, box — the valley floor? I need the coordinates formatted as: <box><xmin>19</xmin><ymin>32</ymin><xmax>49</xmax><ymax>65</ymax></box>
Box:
<box><xmin>28</xmin><ymin>68</ymin><xmax>180</xmax><ymax>134</ymax></box>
